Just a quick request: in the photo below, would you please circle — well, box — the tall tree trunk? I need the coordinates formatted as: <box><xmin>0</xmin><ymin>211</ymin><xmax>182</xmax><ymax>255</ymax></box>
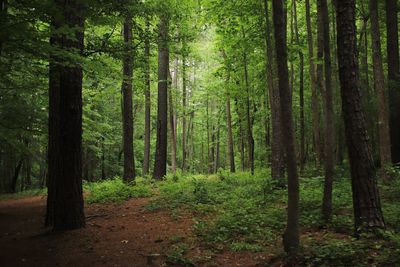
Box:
<box><xmin>305</xmin><ymin>0</ymin><xmax>321</xmax><ymax>166</ymax></box>
<box><xmin>293</xmin><ymin>0</ymin><xmax>305</xmax><ymax>171</ymax></box>
<box><xmin>369</xmin><ymin>0</ymin><xmax>392</xmax><ymax>170</ymax></box>
<box><xmin>385</xmin><ymin>0</ymin><xmax>400</xmax><ymax>164</ymax></box>
<box><xmin>153</xmin><ymin>15</ymin><xmax>169</xmax><ymax>180</ymax></box>
<box><xmin>272</xmin><ymin>0</ymin><xmax>300</xmax><ymax>253</ymax></box>
<box><xmin>243</xmin><ymin>47</ymin><xmax>255</xmax><ymax>175</ymax></box>
<box><xmin>336</xmin><ymin>0</ymin><xmax>385</xmax><ymax>232</ymax></box>
<box><xmin>11</xmin><ymin>159</ymin><xmax>23</xmax><ymax>193</ymax></box>
<box><xmin>318</xmin><ymin>0</ymin><xmax>335</xmax><ymax>222</ymax></box>
<box><xmin>46</xmin><ymin>0</ymin><xmax>86</xmax><ymax>230</ymax></box>
<box><xmin>121</xmin><ymin>16</ymin><xmax>136</xmax><ymax>183</ymax></box>
<box><xmin>263</xmin><ymin>0</ymin><xmax>284</xmax><ymax>181</ymax></box>
<box><xmin>143</xmin><ymin>17</ymin><xmax>151</xmax><ymax>176</ymax></box>
<box><xmin>0</xmin><ymin>0</ymin><xmax>6</xmax><ymax>55</ymax></box>
<box><xmin>169</xmin><ymin>68</ymin><xmax>177</xmax><ymax>174</ymax></box>
<box><xmin>182</xmin><ymin>52</ymin><xmax>188</xmax><ymax>171</ymax></box>
<box><xmin>222</xmin><ymin>51</ymin><xmax>236</xmax><ymax>173</ymax></box>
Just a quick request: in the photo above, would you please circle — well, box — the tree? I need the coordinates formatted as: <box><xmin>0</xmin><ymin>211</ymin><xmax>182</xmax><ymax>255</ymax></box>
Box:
<box><xmin>385</xmin><ymin>0</ymin><xmax>400</xmax><ymax>164</ymax></box>
<box><xmin>335</xmin><ymin>0</ymin><xmax>385</xmax><ymax>232</ymax></box>
<box><xmin>143</xmin><ymin>17</ymin><xmax>151</xmax><ymax>176</ymax></box>
<box><xmin>46</xmin><ymin>0</ymin><xmax>85</xmax><ymax>230</ymax></box>
<box><xmin>263</xmin><ymin>0</ymin><xmax>284</xmax><ymax>182</ymax></box>
<box><xmin>121</xmin><ymin>15</ymin><xmax>136</xmax><ymax>183</ymax></box>
<box><xmin>153</xmin><ymin>14</ymin><xmax>169</xmax><ymax>180</ymax></box>
<box><xmin>319</xmin><ymin>0</ymin><xmax>335</xmax><ymax>223</ymax></box>
<box><xmin>272</xmin><ymin>0</ymin><xmax>300</xmax><ymax>253</ymax></box>
<box><xmin>369</xmin><ymin>0</ymin><xmax>392</xmax><ymax>171</ymax></box>
<box><xmin>305</xmin><ymin>0</ymin><xmax>321</xmax><ymax>166</ymax></box>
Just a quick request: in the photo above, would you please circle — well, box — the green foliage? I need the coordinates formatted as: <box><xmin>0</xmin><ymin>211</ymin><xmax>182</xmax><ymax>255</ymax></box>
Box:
<box><xmin>85</xmin><ymin>177</ymin><xmax>153</xmax><ymax>204</ymax></box>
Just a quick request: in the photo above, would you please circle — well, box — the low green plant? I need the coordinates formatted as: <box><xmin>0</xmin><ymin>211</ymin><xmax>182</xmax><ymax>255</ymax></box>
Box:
<box><xmin>85</xmin><ymin>177</ymin><xmax>153</xmax><ymax>204</ymax></box>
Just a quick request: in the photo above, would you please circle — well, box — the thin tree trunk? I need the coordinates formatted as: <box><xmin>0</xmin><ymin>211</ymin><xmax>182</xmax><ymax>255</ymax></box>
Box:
<box><xmin>385</xmin><ymin>0</ymin><xmax>400</xmax><ymax>164</ymax></box>
<box><xmin>169</xmin><ymin>69</ymin><xmax>177</xmax><ymax>174</ymax></box>
<box><xmin>182</xmin><ymin>52</ymin><xmax>188</xmax><ymax>171</ymax></box>
<box><xmin>293</xmin><ymin>0</ymin><xmax>305</xmax><ymax>171</ymax></box>
<box><xmin>153</xmin><ymin>15</ymin><xmax>169</xmax><ymax>180</ymax></box>
<box><xmin>143</xmin><ymin>17</ymin><xmax>151</xmax><ymax>176</ymax></box>
<box><xmin>272</xmin><ymin>0</ymin><xmax>300</xmax><ymax>253</ymax></box>
<box><xmin>222</xmin><ymin>51</ymin><xmax>236</xmax><ymax>173</ymax></box>
<box><xmin>336</xmin><ymin>0</ymin><xmax>385</xmax><ymax>232</ymax></box>
<box><xmin>121</xmin><ymin>16</ymin><xmax>136</xmax><ymax>183</ymax></box>
<box><xmin>305</xmin><ymin>0</ymin><xmax>321</xmax><ymax>166</ymax></box>
<box><xmin>318</xmin><ymin>0</ymin><xmax>335</xmax><ymax>222</ymax></box>
<box><xmin>263</xmin><ymin>0</ymin><xmax>284</xmax><ymax>181</ymax></box>
<box><xmin>369</xmin><ymin>0</ymin><xmax>392</xmax><ymax>171</ymax></box>
<box><xmin>242</xmin><ymin>46</ymin><xmax>254</xmax><ymax>175</ymax></box>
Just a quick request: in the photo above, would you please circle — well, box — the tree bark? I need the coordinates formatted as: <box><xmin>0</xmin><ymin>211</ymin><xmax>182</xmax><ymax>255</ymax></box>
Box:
<box><xmin>169</xmin><ymin>68</ymin><xmax>177</xmax><ymax>174</ymax></box>
<box><xmin>318</xmin><ymin>0</ymin><xmax>335</xmax><ymax>223</ymax></box>
<box><xmin>121</xmin><ymin>16</ymin><xmax>136</xmax><ymax>183</ymax></box>
<box><xmin>272</xmin><ymin>0</ymin><xmax>300</xmax><ymax>253</ymax></box>
<box><xmin>153</xmin><ymin>14</ymin><xmax>169</xmax><ymax>180</ymax></box>
<box><xmin>305</xmin><ymin>0</ymin><xmax>321</xmax><ymax>166</ymax></box>
<box><xmin>335</xmin><ymin>0</ymin><xmax>385</xmax><ymax>232</ymax></box>
<box><xmin>263</xmin><ymin>0</ymin><xmax>284</xmax><ymax>182</ymax></box>
<box><xmin>182</xmin><ymin>50</ymin><xmax>188</xmax><ymax>171</ymax></box>
<box><xmin>369</xmin><ymin>0</ymin><xmax>392</xmax><ymax>170</ymax></box>
<box><xmin>385</xmin><ymin>0</ymin><xmax>400</xmax><ymax>164</ymax></box>
<box><xmin>46</xmin><ymin>0</ymin><xmax>86</xmax><ymax>231</ymax></box>
<box><xmin>293</xmin><ymin>0</ymin><xmax>305</xmax><ymax>171</ymax></box>
<box><xmin>143</xmin><ymin>17</ymin><xmax>151</xmax><ymax>176</ymax></box>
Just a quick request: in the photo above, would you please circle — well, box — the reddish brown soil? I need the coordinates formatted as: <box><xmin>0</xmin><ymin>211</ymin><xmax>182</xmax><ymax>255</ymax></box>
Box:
<box><xmin>0</xmin><ymin>196</ymin><xmax>274</xmax><ymax>267</ymax></box>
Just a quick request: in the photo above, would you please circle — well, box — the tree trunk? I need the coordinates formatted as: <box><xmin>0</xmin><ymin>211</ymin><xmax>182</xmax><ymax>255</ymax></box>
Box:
<box><xmin>11</xmin><ymin>159</ymin><xmax>23</xmax><ymax>193</ymax></box>
<box><xmin>335</xmin><ymin>0</ymin><xmax>385</xmax><ymax>232</ymax></box>
<box><xmin>182</xmin><ymin>52</ymin><xmax>188</xmax><ymax>171</ymax></box>
<box><xmin>121</xmin><ymin>16</ymin><xmax>136</xmax><ymax>183</ymax></box>
<box><xmin>318</xmin><ymin>0</ymin><xmax>335</xmax><ymax>223</ymax></box>
<box><xmin>385</xmin><ymin>0</ymin><xmax>400</xmax><ymax>164</ymax></box>
<box><xmin>169</xmin><ymin>68</ymin><xmax>177</xmax><ymax>174</ymax></box>
<box><xmin>243</xmin><ymin>47</ymin><xmax>254</xmax><ymax>175</ymax></box>
<box><xmin>272</xmin><ymin>0</ymin><xmax>300</xmax><ymax>253</ymax></box>
<box><xmin>305</xmin><ymin>0</ymin><xmax>321</xmax><ymax>166</ymax></box>
<box><xmin>293</xmin><ymin>0</ymin><xmax>305</xmax><ymax>171</ymax></box>
<box><xmin>263</xmin><ymin>0</ymin><xmax>284</xmax><ymax>182</ymax></box>
<box><xmin>222</xmin><ymin>51</ymin><xmax>236</xmax><ymax>173</ymax></box>
<box><xmin>153</xmin><ymin>15</ymin><xmax>169</xmax><ymax>180</ymax></box>
<box><xmin>143</xmin><ymin>17</ymin><xmax>151</xmax><ymax>176</ymax></box>
<box><xmin>369</xmin><ymin>0</ymin><xmax>392</xmax><ymax>170</ymax></box>
<box><xmin>46</xmin><ymin>0</ymin><xmax>86</xmax><ymax>231</ymax></box>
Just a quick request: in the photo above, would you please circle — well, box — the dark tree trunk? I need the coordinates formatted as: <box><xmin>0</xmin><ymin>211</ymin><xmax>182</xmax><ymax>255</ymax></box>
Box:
<box><xmin>0</xmin><ymin>0</ymin><xmax>6</xmax><ymax>55</ymax></box>
<box><xmin>293</xmin><ymin>0</ymin><xmax>305</xmax><ymax>171</ymax></box>
<box><xmin>319</xmin><ymin>0</ymin><xmax>335</xmax><ymax>223</ymax></box>
<box><xmin>153</xmin><ymin>15</ymin><xmax>169</xmax><ymax>180</ymax></box>
<box><xmin>121</xmin><ymin>16</ymin><xmax>136</xmax><ymax>183</ymax></box>
<box><xmin>46</xmin><ymin>0</ymin><xmax>86</xmax><ymax>231</ymax></box>
<box><xmin>385</xmin><ymin>0</ymin><xmax>400</xmax><ymax>164</ymax></box>
<box><xmin>305</xmin><ymin>0</ymin><xmax>321</xmax><ymax>166</ymax></box>
<box><xmin>272</xmin><ymin>0</ymin><xmax>300</xmax><ymax>253</ymax></box>
<box><xmin>370</xmin><ymin>0</ymin><xmax>392</xmax><ymax>170</ymax></box>
<box><xmin>263</xmin><ymin>0</ymin><xmax>284</xmax><ymax>182</ymax></box>
<box><xmin>336</xmin><ymin>0</ymin><xmax>385</xmax><ymax>232</ymax></box>
<box><xmin>143</xmin><ymin>17</ymin><xmax>151</xmax><ymax>176</ymax></box>
<box><xmin>226</xmin><ymin>84</ymin><xmax>235</xmax><ymax>173</ymax></box>
<box><xmin>11</xmin><ymin>159</ymin><xmax>23</xmax><ymax>193</ymax></box>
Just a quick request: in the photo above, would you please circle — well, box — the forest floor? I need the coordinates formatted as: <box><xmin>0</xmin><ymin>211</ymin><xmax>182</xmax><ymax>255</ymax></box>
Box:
<box><xmin>1</xmin><ymin>170</ymin><xmax>400</xmax><ymax>267</ymax></box>
<box><xmin>0</xmin><ymin>194</ymin><xmax>272</xmax><ymax>267</ymax></box>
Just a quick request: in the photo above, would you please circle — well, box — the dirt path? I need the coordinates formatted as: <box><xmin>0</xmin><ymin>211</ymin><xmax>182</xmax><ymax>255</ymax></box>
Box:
<box><xmin>0</xmin><ymin>197</ymin><xmax>270</xmax><ymax>267</ymax></box>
